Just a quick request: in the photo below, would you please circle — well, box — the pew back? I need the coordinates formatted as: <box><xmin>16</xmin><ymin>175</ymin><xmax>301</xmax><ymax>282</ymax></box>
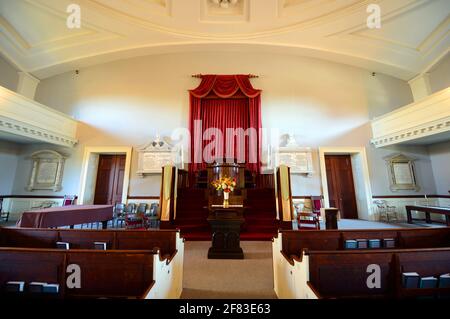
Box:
<box><xmin>0</xmin><ymin>247</ymin><xmax>155</xmax><ymax>299</ymax></box>
<box><xmin>280</xmin><ymin>228</ymin><xmax>450</xmax><ymax>258</ymax></box>
<box><xmin>307</xmin><ymin>248</ymin><xmax>450</xmax><ymax>299</ymax></box>
<box><xmin>307</xmin><ymin>250</ymin><xmax>395</xmax><ymax>298</ymax></box>
<box><xmin>0</xmin><ymin>228</ymin><xmax>178</xmax><ymax>256</ymax></box>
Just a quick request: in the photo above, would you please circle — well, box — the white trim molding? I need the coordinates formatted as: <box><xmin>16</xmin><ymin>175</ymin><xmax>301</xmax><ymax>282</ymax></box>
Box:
<box><xmin>0</xmin><ymin>85</ymin><xmax>78</xmax><ymax>147</ymax></box>
<box><xmin>318</xmin><ymin>147</ymin><xmax>373</xmax><ymax>221</ymax></box>
<box><xmin>78</xmin><ymin>146</ymin><xmax>133</xmax><ymax>205</ymax></box>
<box><xmin>371</xmin><ymin>88</ymin><xmax>450</xmax><ymax>148</ymax></box>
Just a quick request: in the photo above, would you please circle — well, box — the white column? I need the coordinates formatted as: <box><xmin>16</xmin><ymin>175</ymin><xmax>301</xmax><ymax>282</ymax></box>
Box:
<box><xmin>16</xmin><ymin>72</ymin><xmax>40</xmax><ymax>100</ymax></box>
<box><xmin>408</xmin><ymin>73</ymin><xmax>432</xmax><ymax>102</ymax></box>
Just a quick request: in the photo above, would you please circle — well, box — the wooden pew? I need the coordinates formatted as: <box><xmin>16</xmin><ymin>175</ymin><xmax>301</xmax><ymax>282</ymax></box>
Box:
<box><xmin>0</xmin><ymin>247</ymin><xmax>156</xmax><ymax>299</ymax></box>
<box><xmin>272</xmin><ymin>227</ymin><xmax>450</xmax><ymax>298</ymax></box>
<box><xmin>0</xmin><ymin>228</ymin><xmax>177</xmax><ymax>253</ymax></box>
<box><xmin>306</xmin><ymin>248</ymin><xmax>450</xmax><ymax>299</ymax></box>
<box><xmin>278</xmin><ymin>227</ymin><xmax>450</xmax><ymax>260</ymax></box>
<box><xmin>0</xmin><ymin>228</ymin><xmax>184</xmax><ymax>298</ymax></box>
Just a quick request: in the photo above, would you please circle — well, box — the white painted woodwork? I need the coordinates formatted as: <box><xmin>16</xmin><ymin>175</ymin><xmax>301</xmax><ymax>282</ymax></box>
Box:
<box><xmin>0</xmin><ymin>0</ymin><xmax>449</xmax><ymax>79</ymax></box>
<box><xmin>0</xmin><ymin>85</ymin><xmax>78</xmax><ymax>147</ymax></box>
<box><xmin>275</xmin><ymin>147</ymin><xmax>314</xmax><ymax>175</ymax></box>
<box><xmin>144</xmin><ymin>231</ymin><xmax>184</xmax><ymax>299</ymax></box>
<box><xmin>371</xmin><ymin>88</ymin><xmax>450</xmax><ymax>147</ymax></box>
<box><xmin>16</xmin><ymin>72</ymin><xmax>40</xmax><ymax>99</ymax></box>
<box><xmin>408</xmin><ymin>73</ymin><xmax>432</xmax><ymax>102</ymax></box>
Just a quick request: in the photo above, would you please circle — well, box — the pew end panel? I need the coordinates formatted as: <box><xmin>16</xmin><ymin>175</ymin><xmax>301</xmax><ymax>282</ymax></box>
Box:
<box><xmin>292</xmin><ymin>251</ymin><xmax>318</xmax><ymax>299</ymax></box>
<box><xmin>143</xmin><ymin>230</ymin><xmax>184</xmax><ymax>299</ymax></box>
<box><xmin>272</xmin><ymin>232</ymin><xmax>282</xmax><ymax>297</ymax></box>
<box><xmin>273</xmin><ymin>232</ymin><xmax>316</xmax><ymax>299</ymax></box>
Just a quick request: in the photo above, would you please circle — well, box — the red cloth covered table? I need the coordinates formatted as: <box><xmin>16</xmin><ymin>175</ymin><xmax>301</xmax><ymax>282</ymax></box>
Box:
<box><xmin>16</xmin><ymin>205</ymin><xmax>114</xmax><ymax>229</ymax></box>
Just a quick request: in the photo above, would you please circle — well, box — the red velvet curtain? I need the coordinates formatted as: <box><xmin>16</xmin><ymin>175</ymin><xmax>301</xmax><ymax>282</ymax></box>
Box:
<box><xmin>189</xmin><ymin>75</ymin><xmax>262</xmax><ymax>173</ymax></box>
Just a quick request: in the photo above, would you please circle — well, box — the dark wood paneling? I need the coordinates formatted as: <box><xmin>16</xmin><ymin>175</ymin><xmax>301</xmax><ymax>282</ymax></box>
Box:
<box><xmin>94</xmin><ymin>155</ymin><xmax>126</xmax><ymax>205</ymax></box>
<box><xmin>325</xmin><ymin>155</ymin><xmax>358</xmax><ymax>219</ymax></box>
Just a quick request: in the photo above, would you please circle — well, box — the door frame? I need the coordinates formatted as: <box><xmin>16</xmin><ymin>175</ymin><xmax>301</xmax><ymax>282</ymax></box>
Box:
<box><xmin>319</xmin><ymin>147</ymin><xmax>373</xmax><ymax>220</ymax></box>
<box><xmin>78</xmin><ymin>146</ymin><xmax>132</xmax><ymax>205</ymax></box>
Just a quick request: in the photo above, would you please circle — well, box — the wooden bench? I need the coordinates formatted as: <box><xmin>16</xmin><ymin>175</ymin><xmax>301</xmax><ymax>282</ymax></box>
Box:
<box><xmin>0</xmin><ymin>247</ymin><xmax>156</xmax><ymax>299</ymax></box>
<box><xmin>278</xmin><ymin>228</ymin><xmax>450</xmax><ymax>261</ymax></box>
<box><xmin>272</xmin><ymin>228</ymin><xmax>450</xmax><ymax>298</ymax></box>
<box><xmin>0</xmin><ymin>228</ymin><xmax>184</xmax><ymax>298</ymax></box>
<box><xmin>0</xmin><ymin>228</ymin><xmax>177</xmax><ymax>255</ymax></box>
<box><xmin>306</xmin><ymin>248</ymin><xmax>450</xmax><ymax>299</ymax></box>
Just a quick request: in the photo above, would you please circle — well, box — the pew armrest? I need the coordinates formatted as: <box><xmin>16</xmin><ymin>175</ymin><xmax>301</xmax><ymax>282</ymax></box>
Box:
<box><xmin>306</xmin><ymin>282</ymin><xmax>322</xmax><ymax>299</ymax></box>
<box><xmin>280</xmin><ymin>251</ymin><xmax>295</xmax><ymax>266</ymax></box>
<box><xmin>141</xmin><ymin>280</ymin><xmax>156</xmax><ymax>299</ymax></box>
<box><xmin>163</xmin><ymin>249</ymin><xmax>178</xmax><ymax>265</ymax></box>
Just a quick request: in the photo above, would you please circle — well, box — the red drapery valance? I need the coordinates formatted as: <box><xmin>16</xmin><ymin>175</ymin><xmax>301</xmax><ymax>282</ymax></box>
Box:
<box><xmin>189</xmin><ymin>74</ymin><xmax>261</xmax><ymax>99</ymax></box>
<box><xmin>189</xmin><ymin>75</ymin><xmax>262</xmax><ymax>173</ymax></box>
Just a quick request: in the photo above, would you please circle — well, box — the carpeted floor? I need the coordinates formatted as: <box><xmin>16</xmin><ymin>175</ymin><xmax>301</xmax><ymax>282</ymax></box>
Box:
<box><xmin>181</xmin><ymin>241</ymin><xmax>277</xmax><ymax>299</ymax></box>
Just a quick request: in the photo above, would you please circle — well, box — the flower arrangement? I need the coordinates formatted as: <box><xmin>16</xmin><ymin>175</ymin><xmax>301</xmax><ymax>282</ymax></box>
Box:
<box><xmin>211</xmin><ymin>176</ymin><xmax>237</xmax><ymax>193</ymax></box>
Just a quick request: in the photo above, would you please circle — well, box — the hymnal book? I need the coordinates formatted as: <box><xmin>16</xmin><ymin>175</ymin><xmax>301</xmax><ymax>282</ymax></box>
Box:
<box><xmin>419</xmin><ymin>276</ymin><xmax>438</xmax><ymax>288</ymax></box>
<box><xmin>368</xmin><ymin>239</ymin><xmax>381</xmax><ymax>249</ymax></box>
<box><xmin>383</xmin><ymin>238</ymin><xmax>396</xmax><ymax>248</ymax></box>
<box><xmin>56</xmin><ymin>241</ymin><xmax>70</xmax><ymax>249</ymax></box>
<box><xmin>28</xmin><ymin>282</ymin><xmax>46</xmax><ymax>293</ymax></box>
<box><xmin>94</xmin><ymin>242</ymin><xmax>107</xmax><ymax>250</ymax></box>
<box><xmin>345</xmin><ymin>240</ymin><xmax>357</xmax><ymax>249</ymax></box>
<box><xmin>402</xmin><ymin>272</ymin><xmax>420</xmax><ymax>288</ymax></box>
<box><xmin>5</xmin><ymin>281</ymin><xmax>25</xmax><ymax>293</ymax></box>
<box><xmin>356</xmin><ymin>239</ymin><xmax>368</xmax><ymax>249</ymax></box>
<box><xmin>43</xmin><ymin>283</ymin><xmax>59</xmax><ymax>294</ymax></box>
<box><xmin>439</xmin><ymin>273</ymin><xmax>450</xmax><ymax>288</ymax></box>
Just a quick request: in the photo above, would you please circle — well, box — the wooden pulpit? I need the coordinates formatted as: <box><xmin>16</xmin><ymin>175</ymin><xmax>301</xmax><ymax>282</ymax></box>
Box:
<box><xmin>206</xmin><ymin>159</ymin><xmax>246</xmax><ymax>259</ymax></box>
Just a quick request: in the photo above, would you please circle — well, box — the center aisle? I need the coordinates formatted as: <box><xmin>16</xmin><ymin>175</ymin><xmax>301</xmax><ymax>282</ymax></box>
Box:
<box><xmin>181</xmin><ymin>241</ymin><xmax>277</xmax><ymax>299</ymax></box>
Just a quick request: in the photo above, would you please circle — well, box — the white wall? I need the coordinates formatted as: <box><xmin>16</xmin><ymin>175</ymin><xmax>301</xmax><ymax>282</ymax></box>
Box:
<box><xmin>11</xmin><ymin>143</ymin><xmax>81</xmax><ymax>197</ymax></box>
<box><xmin>367</xmin><ymin>144</ymin><xmax>438</xmax><ymax>196</ymax></box>
<box><xmin>0</xmin><ymin>140</ymin><xmax>20</xmax><ymax>195</ymax></box>
<box><xmin>429</xmin><ymin>54</ymin><xmax>450</xmax><ymax>93</ymax></box>
<box><xmin>0</xmin><ymin>55</ymin><xmax>19</xmax><ymax>92</ymax></box>
<box><xmin>23</xmin><ymin>52</ymin><xmax>417</xmax><ymax>197</ymax></box>
<box><xmin>428</xmin><ymin>141</ymin><xmax>450</xmax><ymax>195</ymax></box>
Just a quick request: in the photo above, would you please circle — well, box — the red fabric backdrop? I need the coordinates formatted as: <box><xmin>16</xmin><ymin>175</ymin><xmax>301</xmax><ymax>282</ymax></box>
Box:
<box><xmin>189</xmin><ymin>75</ymin><xmax>262</xmax><ymax>173</ymax></box>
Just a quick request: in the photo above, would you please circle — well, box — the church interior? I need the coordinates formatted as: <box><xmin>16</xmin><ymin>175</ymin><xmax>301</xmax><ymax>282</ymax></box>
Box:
<box><xmin>0</xmin><ymin>0</ymin><xmax>449</xmax><ymax>303</ymax></box>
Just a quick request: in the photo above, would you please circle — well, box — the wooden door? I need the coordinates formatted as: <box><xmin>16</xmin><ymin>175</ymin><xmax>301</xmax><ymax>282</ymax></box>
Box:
<box><xmin>94</xmin><ymin>154</ymin><xmax>126</xmax><ymax>205</ymax></box>
<box><xmin>325</xmin><ymin>155</ymin><xmax>358</xmax><ymax>219</ymax></box>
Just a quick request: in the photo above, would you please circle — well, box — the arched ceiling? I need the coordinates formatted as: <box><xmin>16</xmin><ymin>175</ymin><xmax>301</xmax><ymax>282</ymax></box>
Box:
<box><xmin>0</xmin><ymin>0</ymin><xmax>449</xmax><ymax>80</ymax></box>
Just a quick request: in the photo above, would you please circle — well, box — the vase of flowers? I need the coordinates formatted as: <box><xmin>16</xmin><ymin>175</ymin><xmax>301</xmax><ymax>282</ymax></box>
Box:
<box><xmin>211</xmin><ymin>176</ymin><xmax>237</xmax><ymax>208</ymax></box>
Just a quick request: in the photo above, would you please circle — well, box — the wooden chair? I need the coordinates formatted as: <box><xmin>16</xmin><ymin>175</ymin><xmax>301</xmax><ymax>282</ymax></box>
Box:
<box><xmin>311</xmin><ymin>196</ymin><xmax>323</xmax><ymax>219</ymax></box>
<box><xmin>125</xmin><ymin>214</ymin><xmax>146</xmax><ymax>229</ymax></box>
<box><xmin>125</xmin><ymin>203</ymin><xmax>136</xmax><ymax>215</ymax></box>
<box><xmin>146</xmin><ymin>203</ymin><xmax>160</xmax><ymax>228</ymax></box>
<box><xmin>62</xmin><ymin>195</ymin><xmax>77</xmax><ymax>206</ymax></box>
<box><xmin>113</xmin><ymin>203</ymin><xmax>126</xmax><ymax>228</ymax></box>
<box><xmin>297</xmin><ymin>212</ymin><xmax>320</xmax><ymax>230</ymax></box>
<box><xmin>136</xmin><ymin>203</ymin><xmax>148</xmax><ymax>215</ymax></box>
<box><xmin>373</xmin><ymin>200</ymin><xmax>398</xmax><ymax>223</ymax></box>
<box><xmin>125</xmin><ymin>203</ymin><xmax>146</xmax><ymax>229</ymax></box>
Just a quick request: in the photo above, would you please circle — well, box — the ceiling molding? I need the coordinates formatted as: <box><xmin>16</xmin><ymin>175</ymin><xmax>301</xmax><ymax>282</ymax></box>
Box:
<box><xmin>0</xmin><ymin>0</ymin><xmax>448</xmax><ymax>81</ymax></box>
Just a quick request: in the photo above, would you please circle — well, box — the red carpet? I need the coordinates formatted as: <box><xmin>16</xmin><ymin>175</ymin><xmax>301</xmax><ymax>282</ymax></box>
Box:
<box><xmin>174</xmin><ymin>188</ymin><xmax>278</xmax><ymax>241</ymax></box>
